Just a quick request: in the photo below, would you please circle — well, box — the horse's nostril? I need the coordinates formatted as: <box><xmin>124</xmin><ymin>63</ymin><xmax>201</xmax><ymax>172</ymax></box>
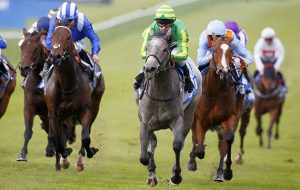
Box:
<box><xmin>150</xmin><ymin>67</ymin><xmax>156</xmax><ymax>72</ymax></box>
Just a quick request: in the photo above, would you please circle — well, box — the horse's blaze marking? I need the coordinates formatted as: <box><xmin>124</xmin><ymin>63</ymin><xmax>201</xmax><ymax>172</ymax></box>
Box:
<box><xmin>220</xmin><ymin>44</ymin><xmax>229</xmax><ymax>72</ymax></box>
<box><xmin>53</xmin><ymin>44</ymin><xmax>61</xmax><ymax>49</ymax></box>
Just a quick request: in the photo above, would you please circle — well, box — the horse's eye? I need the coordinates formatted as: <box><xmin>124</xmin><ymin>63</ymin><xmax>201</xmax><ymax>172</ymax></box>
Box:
<box><xmin>66</xmin><ymin>36</ymin><xmax>71</xmax><ymax>41</ymax></box>
<box><xmin>163</xmin><ymin>48</ymin><xmax>167</xmax><ymax>52</ymax></box>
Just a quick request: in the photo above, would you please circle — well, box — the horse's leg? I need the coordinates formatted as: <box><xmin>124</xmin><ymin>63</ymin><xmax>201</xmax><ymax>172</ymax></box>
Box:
<box><xmin>188</xmin><ymin>117</ymin><xmax>198</xmax><ymax>171</ymax></box>
<box><xmin>193</xmin><ymin>118</ymin><xmax>207</xmax><ymax>160</ymax></box>
<box><xmin>80</xmin><ymin>110</ymin><xmax>98</xmax><ymax>159</ymax></box>
<box><xmin>274</xmin><ymin>103</ymin><xmax>283</xmax><ymax>140</ymax></box>
<box><xmin>146</xmin><ymin>132</ymin><xmax>158</xmax><ymax>187</ymax></box>
<box><xmin>215</xmin><ymin>116</ymin><xmax>235</xmax><ymax>182</ymax></box>
<box><xmin>39</xmin><ymin>115</ymin><xmax>55</xmax><ymax>157</ymax></box>
<box><xmin>267</xmin><ymin>108</ymin><xmax>279</xmax><ymax>149</ymax></box>
<box><xmin>235</xmin><ymin>109</ymin><xmax>251</xmax><ymax>164</ymax></box>
<box><xmin>17</xmin><ymin>110</ymin><xmax>34</xmax><ymax>161</ymax></box>
<box><xmin>48</xmin><ymin>115</ymin><xmax>61</xmax><ymax>170</ymax></box>
<box><xmin>139</xmin><ymin>122</ymin><xmax>149</xmax><ymax>166</ymax></box>
<box><xmin>59</xmin><ymin>123</ymin><xmax>72</xmax><ymax>169</ymax></box>
<box><xmin>169</xmin><ymin>116</ymin><xmax>187</xmax><ymax>186</ymax></box>
<box><xmin>255</xmin><ymin>111</ymin><xmax>263</xmax><ymax>147</ymax></box>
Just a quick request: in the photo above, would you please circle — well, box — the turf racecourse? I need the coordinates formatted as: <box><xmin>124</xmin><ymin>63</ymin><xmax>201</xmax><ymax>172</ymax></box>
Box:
<box><xmin>1</xmin><ymin>0</ymin><xmax>300</xmax><ymax>189</ymax></box>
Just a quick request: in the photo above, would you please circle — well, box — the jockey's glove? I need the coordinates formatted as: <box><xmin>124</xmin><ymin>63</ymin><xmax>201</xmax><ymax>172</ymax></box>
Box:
<box><xmin>93</xmin><ymin>54</ymin><xmax>99</xmax><ymax>64</ymax></box>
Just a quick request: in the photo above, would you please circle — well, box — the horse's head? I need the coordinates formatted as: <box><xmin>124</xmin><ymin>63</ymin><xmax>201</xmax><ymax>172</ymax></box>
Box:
<box><xmin>19</xmin><ymin>28</ymin><xmax>47</xmax><ymax>77</ymax></box>
<box><xmin>211</xmin><ymin>35</ymin><xmax>232</xmax><ymax>79</ymax></box>
<box><xmin>49</xmin><ymin>26</ymin><xmax>74</xmax><ymax>67</ymax></box>
<box><xmin>260</xmin><ymin>63</ymin><xmax>279</xmax><ymax>92</ymax></box>
<box><xmin>143</xmin><ymin>29</ymin><xmax>172</xmax><ymax>80</ymax></box>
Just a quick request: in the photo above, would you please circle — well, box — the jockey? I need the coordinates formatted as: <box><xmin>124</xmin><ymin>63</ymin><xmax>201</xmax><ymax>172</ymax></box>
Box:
<box><xmin>0</xmin><ymin>35</ymin><xmax>9</xmax><ymax>82</ymax></box>
<box><xmin>254</xmin><ymin>27</ymin><xmax>287</xmax><ymax>98</ymax></box>
<box><xmin>45</xmin><ymin>2</ymin><xmax>100</xmax><ymax>75</ymax></box>
<box><xmin>196</xmin><ymin>19</ymin><xmax>253</xmax><ymax>96</ymax></box>
<box><xmin>225</xmin><ymin>21</ymin><xmax>255</xmax><ymax>103</ymax></box>
<box><xmin>18</xmin><ymin>8</ymin><xmax>58</xmax><ymax>47</ymax></box>
<box><xmin>225</xmin><ymin>21</ymin><xmax>248</xmax><ymax>47</ymax></box>
<box><xmin>134</xmin><ymin>5</ymin><xmax>194</xmax><ymax>93</ymax></box>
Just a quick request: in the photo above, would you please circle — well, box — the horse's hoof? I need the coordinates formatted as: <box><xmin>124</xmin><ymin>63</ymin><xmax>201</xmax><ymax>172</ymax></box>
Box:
<box><xmin>60</xmin><ymin>158</ymin><xmax>70</xmax><ymax>169</ymax></box>
<box><xmin>16</xmin><ymin>155</ymin><xmax>27</xmax><ymax>162</ymax></box>
<box><xmin>86</xmin><ymin>147</ymin><xmax>99</xmax><ymax>158</ymax></box>
<box><xmin>235</xmin><ymin>154</ymin><xmax>243</xmax><ymax>165</ymax></box>
<box><xmin>169</xmin><ymin>174</ymin><xmax>182</xmax><ymax>186</ymax></box>
<box><xmin>75</xmin><ymin>155</ymin><xmax>85</xmax><ymax>172</ymax></box>
<box><xmin>214</xmin><ymin>175</ymin><xmax>224</xmax><ymax>182</ymax></box>
<box><xmin>146</xmin><ymin>174</ymin><xmax>158</xmax><ymax>187</ymax></box>
<box><xmin>223</xmin><ymin>168</ymin><xmax>233</xmax><ymax>181</ymax></box>
<box><xmin>45</xmin><ymin>148</ymin><xmax>55</xmax><ymax>157</ymax></box>
<box><xmin>195</xmin><ymin>151</ymin><xmax>205</xmax><ymax>159</ymax></box>
<box><xmin>187</xmin><ymin>160</ymin><xmax>197</xmax><ymax>171</ymax></box>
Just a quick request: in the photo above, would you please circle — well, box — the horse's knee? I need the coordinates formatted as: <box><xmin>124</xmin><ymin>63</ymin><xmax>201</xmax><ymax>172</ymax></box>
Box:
<box><xmin>256</xmin><ymin>127</ymin><xmax>263</xmax><ymax>135</ymax></box>
<box><xmin>173</xmin><ymin>141</ymin><xmax>183</xmax><ymax>152</ymax></box>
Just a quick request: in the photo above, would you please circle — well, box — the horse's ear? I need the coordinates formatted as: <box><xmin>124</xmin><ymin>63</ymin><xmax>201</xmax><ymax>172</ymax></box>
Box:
<box><xmin>149</xmin><ymin>29</ymin><xmax>154</xmax><ymax>39</ymax></box>
<box><xmin>163</xmin><ymin>29</ymin><xmax>172</xmax><ymax>42</ymax></box>
<box><xmin>23</xmin><ymin>28</ymin><xmax>28</xmax><ymax>37</ymax></box>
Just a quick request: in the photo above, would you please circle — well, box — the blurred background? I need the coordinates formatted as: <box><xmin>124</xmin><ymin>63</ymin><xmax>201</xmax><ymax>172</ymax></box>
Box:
<box><xmin>0</xmin><ymin>0</ymin><xmax>299</xmax><ymax>189</ymax></box>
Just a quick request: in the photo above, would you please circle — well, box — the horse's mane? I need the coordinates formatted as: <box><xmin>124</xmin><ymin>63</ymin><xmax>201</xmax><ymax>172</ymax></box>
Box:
<box><xmin>154</xmin><ymin>30</ymin><xmax>171</xmax><ymax>44</ymax></box>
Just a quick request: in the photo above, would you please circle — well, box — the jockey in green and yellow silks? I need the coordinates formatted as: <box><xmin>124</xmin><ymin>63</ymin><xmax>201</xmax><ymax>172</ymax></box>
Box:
<box><xmin>134</xmin><ymin>5</ymin><xmax>194</xmax><ymax>93</ymax></box>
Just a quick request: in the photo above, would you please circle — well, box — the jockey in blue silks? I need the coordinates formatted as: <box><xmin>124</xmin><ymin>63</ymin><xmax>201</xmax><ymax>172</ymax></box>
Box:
<box><xmin>41</xmin><ymin>1</ymin><xmax>101</xmax><ymax>88</ymax></box>
<box><xmin>0</xmin><ymin>35</ymin><xmax>10</xmax><ymax>84</ymax></box>
<box><xmin>196</xmin><ymin>20</ymin><xmax>253</xmax><ymax>96</ymax></box>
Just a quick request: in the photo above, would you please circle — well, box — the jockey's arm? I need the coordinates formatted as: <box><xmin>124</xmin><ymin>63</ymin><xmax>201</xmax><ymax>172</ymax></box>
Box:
<box><xmin>140</xmin><ymin>28</ymin><xmax>151</xmax><ymax>59</ymax></box>
<box><xmin>231</xmin><ymin>34</ymin><xmax>253</xmax><ymax>65</ymax></box>
<box><xmin>238</xmin><ymin>29</ymin><xmax>248</xmax><ymax>47</ymax></box>
<box><xmin>274</xmin><ymin>38</ymin><xmax>285</xmax><ymax>71</ymax></box>
<box><xmin>196</xmin><ymin>30</ymin><xmax>211</xmax><ymax>67</ymax></box>
<box><xmin>83</xmin><ymin>17</ymin><xmax>101</xmax><ymax>56</ymax></box>
<box><xmin>45</xmin><ymin>16</ymin><xmax>57</xmax><ymax>50</ymax></box>
<box><xmin>171</xmin><ymin>29</ymin><xmax>188</xmax><ymax>62</ymax></box>
<box><xmin>254</xmin><ymin>38</ymin><xmax>264</xmax><ymax>74</ymax></box>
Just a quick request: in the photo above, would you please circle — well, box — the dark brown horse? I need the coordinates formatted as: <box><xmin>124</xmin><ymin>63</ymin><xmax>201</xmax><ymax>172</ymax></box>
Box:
<box><xmin>17</xmin><ymin>29</ymin><xmax>55</xmax><ymax>161</ymax></box>
<box><xmin>254</xmin><ymin>63</ymin><xmax>284</xmax><ymax>149</ymax></box>
<box><xmin>45</xmin><ymin>26</ymin><xmax>105</xmax><ymax>171</ymax></box>
<box><xmin>187</xmin><ymin>36</ymin><xmax>244</xmax><ymax>182</ymax></box>
<box><xmin>0</xmin><ymin>55</ymin><xmax>16</xmax><ymax>119</ymax></box>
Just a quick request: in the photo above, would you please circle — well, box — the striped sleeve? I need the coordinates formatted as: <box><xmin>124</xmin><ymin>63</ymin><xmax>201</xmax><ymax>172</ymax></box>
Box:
<box><xmin>140</xmin><ymin>28</ymin><xmax>151</xmax><ymax>59</ymax></box>
<box><xmin>171</xmin><ymin>29</ymin><xmax>188</xmax><ymax>61</ymax></box>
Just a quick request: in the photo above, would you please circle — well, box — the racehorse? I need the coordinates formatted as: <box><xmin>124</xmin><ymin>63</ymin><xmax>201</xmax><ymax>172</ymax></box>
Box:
<box><xmin>17</xmin><ymin>29</ymin><xmax>55</xmax><ymax>161</ymax></box>
<box><xmin>137</xmin><ymin>29</ymin><xmax>202</xmax><ymax>186</ymax></box>
<box><xmin>0</xmin><ymin>55</ymin><xmax>16</xmax><ymax>119</ymax></box>
<box><xmin>45</xmin><ymin>26</ymin><xmax>105</xmax><ymax>171</ymax></box>
<box><xmin>254</xmin><ymin>63</ymin><xmax>284</xmax><ymax>149</ymax></box>
<box><xmin>187</xmin><ymin>35</ymin><xmax>244</xmax><ymax>182</ymax></box>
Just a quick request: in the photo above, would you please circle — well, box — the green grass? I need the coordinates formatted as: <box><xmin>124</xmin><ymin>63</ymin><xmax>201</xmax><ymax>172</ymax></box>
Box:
<box><xmin>1</xmin><ymin>0</ymin><xmax>300</xmax><ymax>189</ymax></box>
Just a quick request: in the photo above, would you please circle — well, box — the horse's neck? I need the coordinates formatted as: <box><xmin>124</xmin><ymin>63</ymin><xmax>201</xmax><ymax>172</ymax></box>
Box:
<box><xmin>205</xmin><ymin>67</ymin><xmax>231</xmax><ymax>95</ymax></box>
<box><xmin>147</xmin><ymin>69</ymin><xmax>180</xmax><ymax>98</ymax></box>
<box><xmin>55</xmin><ymin>54</ymin><xmax>78</xmax><ymax>88</ymax></box>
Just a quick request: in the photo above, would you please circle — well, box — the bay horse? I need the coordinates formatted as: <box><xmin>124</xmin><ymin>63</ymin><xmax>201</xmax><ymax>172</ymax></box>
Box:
<box><xmin>138</xmin><ymin>30</ymin><xmax>202</xmax><ymax>186</ymax></box>
<box><xmin>45</xmin><ymin>26</ymin><xmax>105</xmax><ymax>171</ymax></box>
<box><xmin>187</xmin><ymin>35</ymin><xmax>244</xmax><ymax>182</ymax></box>
<box><xmin>0</xmin><ymin>55</ymin><xmax>16</xmax><ymax>119</ymax></box>
<box><xmin>17</xmin><ymin>29</ymin><xmax>55</xmax><ymax>161</ymax></box>
<box><xmin>254</xmin><ymin>63</ymin><xmax>284</xmax><ymax>149</ymax></box>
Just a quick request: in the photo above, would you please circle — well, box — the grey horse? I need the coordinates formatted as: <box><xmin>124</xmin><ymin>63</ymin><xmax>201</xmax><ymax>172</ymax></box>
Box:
<box><xmin>137</xmin><ymin>29</ymin><xmax>202</xmax><ymax>186</ymax></box>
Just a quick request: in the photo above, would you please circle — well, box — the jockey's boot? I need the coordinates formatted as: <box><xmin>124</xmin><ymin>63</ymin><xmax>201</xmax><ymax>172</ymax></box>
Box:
<box><xmin>38</xmin><ymin>59</ymin><xmax>51</xmax><ymax>90</ymax></box>
<box><xmin>182</xmin><ymin>64</ymin><xmax>194</xmax><ymax>93</ymax></box>
<box><xmin>79</xmin><ymin>50</ymin><xmax>94</xmax><ymax>80</ymax></box>
<box><xmin>133</xmin><ymin>72</ymin><xmax>145</xmax><ymax>91</ymax></box>
<box><xmin>277</xmin><ymin>71</ymin><xmax>288</xmax><ymax>100</ymax></box>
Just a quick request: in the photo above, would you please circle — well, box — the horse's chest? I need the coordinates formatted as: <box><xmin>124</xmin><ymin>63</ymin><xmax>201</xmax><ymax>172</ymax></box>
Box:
<box><xmin>202</xmin><ymin>104</ymin><xmax>235</xmax><ymax>125</ymax></box>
